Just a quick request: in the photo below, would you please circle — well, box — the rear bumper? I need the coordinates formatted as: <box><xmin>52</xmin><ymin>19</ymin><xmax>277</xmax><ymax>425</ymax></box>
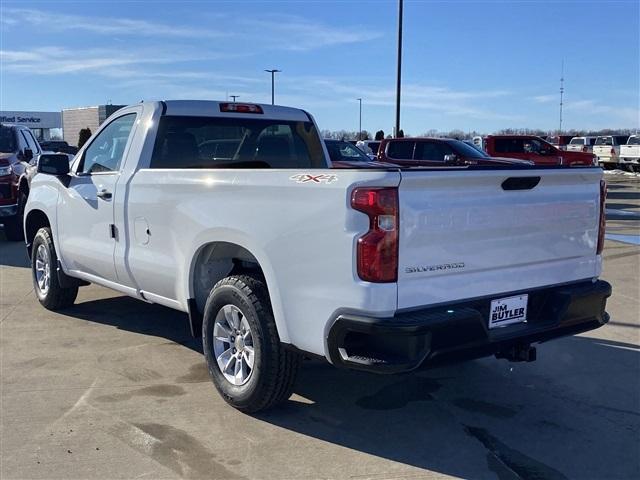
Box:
<box><xmin>327</xmin><ymin>280</ymin><xmax>612</xmax><ymax>373</ymax></box>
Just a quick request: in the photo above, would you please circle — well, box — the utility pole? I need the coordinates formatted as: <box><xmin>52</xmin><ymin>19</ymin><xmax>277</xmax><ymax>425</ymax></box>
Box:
<box><xmin>230</xmin><ymin>95</ymin><xmax>239</xmax><ymax>102</ymax></box>
<box><xmin>357</xmin><ymin>98</ymin><xmax>362</xmax><ymax>140</ymax></box>
<box><xmin>395</xmin><ymin>0</ymin><xmax>403</xmax><ymax>138</ymax></box>
<box><xmin>264</xmin><ymin>69</ymin><xmax>281</xmax><ymax>105</ymax></box>
<box><xmin>559</xmin><ymin>60</ymin><xmax>564</xmax><ymax>133</ymax></box>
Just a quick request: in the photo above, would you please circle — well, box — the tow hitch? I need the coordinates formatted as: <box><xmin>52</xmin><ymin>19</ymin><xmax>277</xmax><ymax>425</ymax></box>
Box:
<box><xmin>496</xmin><ymin>344</ymin><xmax>537</xmax><ymax>363</ymax></box>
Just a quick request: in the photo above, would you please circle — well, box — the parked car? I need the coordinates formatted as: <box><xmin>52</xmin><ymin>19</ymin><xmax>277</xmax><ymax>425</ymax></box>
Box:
<box><xmin>593</xmin><ymin>135</ymin><xmax>629</xmax><ymax>168</ymax></box>
<box><xmin>355</xmin><ymin>140</ymin><xmax>381</xmax><ymax>159</ymax></box>
<box><xmin>324</xmin><ymin>139</ymin><xmax>396</xmax><ymax>168</ymax></box>
<box><xmin>39</xmin><ymin>140</ymin><xmax>78</xmax><ymax>156</ymax></box>
<box><xmin>567</xmin><ymin>136</ymin><xmax>597</xmax><ymax>153</ymax></box>
<box><xmin>0</xmin><ymin>123</ymin><xmax>45</xmax><ymax>240</ymax></box>
<box><xmin>377</xmin><ymin>137</ymin><xmax>533</xmax><ymax>167</ymax></box>
<box><xmin>619</xmin><ymin>135</ymin><xmax>640</xmax><ymax>171</ymax></box>
<box><xmin>546</xmin><ymin>135</ymin><xmax>573</xmax><ymax>151</ymax></box>
<box><xmin>25</xmin><ymin>100</ymin><xmax>611</xmax><ymax>412</ymax></box>
<box><xmin>484</xmin><ymin>135</ymin><xmax>596</xmax><ymax>166</ymax></box>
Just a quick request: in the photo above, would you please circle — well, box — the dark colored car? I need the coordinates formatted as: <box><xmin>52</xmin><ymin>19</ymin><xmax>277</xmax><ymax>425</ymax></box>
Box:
<box><xmin>40</xmin><ymin>140</ymin><xmax>78</xmax><ymax>155</ymax></box>
<box><xmin>484</xmin><ymin>135</ymin><xmax>596</xmax><ymax>166</ymax></box>
<box><xmin>0</xmin><ymin>124</ymin><xmax>43</xmax><ymax>240</ymax></box>
<box><xmin>377</xmin><ymin>137</ymin><xmax>532</xmax><ymax>167</ymax></box>
<box><xmin>324</xmin><ymin>139</ymin><xmax>397</xmax><ymax>168</ymax></box>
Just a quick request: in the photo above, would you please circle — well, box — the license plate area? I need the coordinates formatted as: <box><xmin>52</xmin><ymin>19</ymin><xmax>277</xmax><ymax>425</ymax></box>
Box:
<box><xmin>489</xmin><ymin>294</ymin><xmax>528</xmax><ymax>329</ymax></box>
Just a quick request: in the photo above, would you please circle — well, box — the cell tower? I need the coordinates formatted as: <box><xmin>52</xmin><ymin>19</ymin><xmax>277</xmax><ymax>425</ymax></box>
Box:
<box><xmin>559</xmin><ymin>60</ymin><xmax>564</xmax><ymax>133</ymax></box>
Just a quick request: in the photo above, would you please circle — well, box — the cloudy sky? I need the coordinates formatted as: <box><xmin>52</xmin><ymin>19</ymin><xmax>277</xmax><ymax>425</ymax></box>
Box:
<box><xmin>1</xmin><ymin>0</ymin><xmax>638</xmax><ymax>134</ymax></box>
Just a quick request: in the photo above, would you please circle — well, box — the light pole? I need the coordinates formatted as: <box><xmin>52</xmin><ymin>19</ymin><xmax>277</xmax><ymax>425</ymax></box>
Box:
<box><xmin>357</xmin><ymin>98</ymin><xmax>362</xmax><ymax>140</ymax></box>
<box><xmin>230</xmin><ymin>95</ymin><xmax>239</xmax><ymax>102</ymax></box>
<box><xmin>264</xmin><ymin>69</ymin><xmax>281</xmax><ymax>105</ymax></box>
<box><xmin>395</xmin><ymin>0</ymin><xmax>403</xmax><ymax>137</ymax></box>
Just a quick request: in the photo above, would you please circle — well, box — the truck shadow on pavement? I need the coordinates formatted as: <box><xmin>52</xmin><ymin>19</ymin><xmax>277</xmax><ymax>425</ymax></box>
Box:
<box><xmin>256</xmin><ymin>336</ymin><xmax>640</xmax><ymax>479</ymax></box>
<box><xmin>57</xmin><ymin>294</ymin><xmax>639</xmax><ymax>479</ymax></box>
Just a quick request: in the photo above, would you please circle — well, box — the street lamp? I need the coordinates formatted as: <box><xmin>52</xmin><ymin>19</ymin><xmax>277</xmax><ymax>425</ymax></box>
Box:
<box><xmin>264</xmin><ymin>69</ymin><xmax>281</xmax><ymax>105</ymax></box>
<box><xmin>395</xmin><ymin>0</ymin><xmax>403</xmax><ymax>138</ymax></box>
<box><xmin>230</xmin><ymin>95</ymin><xmax>239</xmax><ymax>102</ymax></box>
<box><xmin>357</xmin><ymin>98</ymin><xmax>362</xmax><ymax>141</ymax></box>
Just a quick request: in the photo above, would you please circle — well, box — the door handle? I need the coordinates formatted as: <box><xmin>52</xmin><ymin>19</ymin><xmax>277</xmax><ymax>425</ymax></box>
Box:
<box><xmin>97</xmin><ymin>189</ymin><xmax>112</xmax><ymax>200</ymax></box>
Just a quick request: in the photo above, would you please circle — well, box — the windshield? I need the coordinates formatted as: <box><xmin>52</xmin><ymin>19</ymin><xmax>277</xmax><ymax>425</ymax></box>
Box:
<box><xmin>0</xmin><ymin>126</ymin><xmax>16</xmax><ymax>153</ymax></box>
<box><xmin>325</xmin><ymin>140</ymin><xmax>371</xmax><ymax>162</ymax></box>
<box><xmin>448</xmin><ymin>139</ymin><xmax>489</xmax><ymax>158</ymax></box>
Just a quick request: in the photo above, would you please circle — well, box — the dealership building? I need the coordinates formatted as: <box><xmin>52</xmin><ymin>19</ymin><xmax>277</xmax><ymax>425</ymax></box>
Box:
<box><xmin>62</xmin><ymin>104</ymin><xmax>125</xmax><ymax>146</ymax></box>
<box><xmin>0</xmin><ymin>111</ymin><xmax>62</xmax><ymax>141</ymax></box>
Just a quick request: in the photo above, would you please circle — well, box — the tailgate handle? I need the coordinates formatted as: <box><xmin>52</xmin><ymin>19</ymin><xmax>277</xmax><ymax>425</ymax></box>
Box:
<box><xmin>502</xmin><ymin>176</ymin><xmax>540</xmax><ymax>191</ymax></box>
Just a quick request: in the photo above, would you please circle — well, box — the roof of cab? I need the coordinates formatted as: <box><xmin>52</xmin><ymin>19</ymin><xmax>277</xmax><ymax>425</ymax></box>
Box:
<box><xmin>161</xmin><ymin>100</ymin><xmax>311</xmax><ymax>122</ymax></box>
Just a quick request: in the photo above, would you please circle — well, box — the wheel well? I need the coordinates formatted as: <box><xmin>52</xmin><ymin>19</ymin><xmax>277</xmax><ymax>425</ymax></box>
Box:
<box><xmin>18</xmin><ymin>179</ymin><xmax>29</xmax><ymax>195</ymax></box>
<box><xmin>25</xmin><ymin>210</ymin><xmax>50</xmax><ymax>257</ymax></box>
<box><xmin>191</xmin><ymin>242</ymin><xmax>265</xmax><ymax>315</ymax></box>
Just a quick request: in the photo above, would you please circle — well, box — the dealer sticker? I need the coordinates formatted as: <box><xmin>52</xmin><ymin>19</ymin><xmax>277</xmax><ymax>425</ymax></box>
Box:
<box><xmin>489</xmin><ymin>294</ymin><xmax>528</xmax><ymax>329</ymax></box>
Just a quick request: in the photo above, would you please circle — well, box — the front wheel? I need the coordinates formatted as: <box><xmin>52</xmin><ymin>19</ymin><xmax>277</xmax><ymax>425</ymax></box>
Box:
<box><xmin>202</xmin><ymin>274</ymin><xmax>301</xmax><ymax>413</ymax></box>
<box><xmin>31</xmin><ymin>227</ymin><xmax>78</xmax><ymax>310</ymax></box>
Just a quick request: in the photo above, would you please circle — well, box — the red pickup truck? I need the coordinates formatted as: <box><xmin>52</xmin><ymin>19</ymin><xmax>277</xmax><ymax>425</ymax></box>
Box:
<box><xmin>484</xmin><ymin>135</ymin><xmax>596</xmax><ymax>166</ymax></box>
<box><xmin>0</xmin><ymin>124</ymin><xmax>43</xmax><ymax>240</ymax></box>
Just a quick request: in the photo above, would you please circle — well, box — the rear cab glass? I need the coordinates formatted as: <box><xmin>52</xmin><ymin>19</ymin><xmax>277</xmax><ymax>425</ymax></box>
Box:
<box><xmin>595</xmin><ymin>137</ymin><xmax>614</xmax><ymax>146</ymax></box>
<box><xmin>569</xmin><ymin>138</ymin><xmax>584</xmax><ymax>145</ymax></box>
<box><xmin>150</xmin><ymin>116</ymin><xmax>325</xmax><ymax>169</ymax></box>
<box><xmin>627</xmin><ymin>136</ymin><xmax>640</xmax><ymax>145</ymax></box>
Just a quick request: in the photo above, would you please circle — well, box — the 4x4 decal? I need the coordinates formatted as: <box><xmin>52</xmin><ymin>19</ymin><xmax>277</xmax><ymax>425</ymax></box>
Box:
<box><xmin>289</xmin><ymin>173</ymin><xmax>338</xmax><ymax>184</ymax></box>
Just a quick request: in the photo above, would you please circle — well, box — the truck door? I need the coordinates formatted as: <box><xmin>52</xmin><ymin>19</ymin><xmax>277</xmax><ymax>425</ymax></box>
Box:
<box><xmin>57</xmin><ymin>113</ymin><xmax>138</xmax><ymax>283</ymax></box>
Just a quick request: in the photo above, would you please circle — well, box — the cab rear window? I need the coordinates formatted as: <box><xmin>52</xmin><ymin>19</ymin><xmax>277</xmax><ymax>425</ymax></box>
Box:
<box><xmin>150</xmin><ymin>116</ymin><xmax>326</xmax><ymax>169</ymax></box>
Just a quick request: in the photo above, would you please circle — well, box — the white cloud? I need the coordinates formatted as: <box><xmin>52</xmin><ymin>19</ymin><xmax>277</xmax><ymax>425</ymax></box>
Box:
<box><xmin>532</xmin><ymin>94</ymin><xmax>556</xmax><ymax>103</ymax></box>
<box><xmin>240</xmin><ymin>15</ymin><xmax>383</xmax><ymax>51</ymax></box>
<box><xmin>1</xmin><ymin>8</ymin><xmax>226</xmax><ymax>39</ymax></box>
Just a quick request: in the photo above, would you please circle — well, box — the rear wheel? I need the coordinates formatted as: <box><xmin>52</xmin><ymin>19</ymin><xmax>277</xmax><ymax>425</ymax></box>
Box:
<box><xmin>202</xmin><ymin>274</ymin><xmax>301</xmax><ymax>412</ymax></box>
<box><xmin>31</xmin><ymin>227</ymin><xmax>78</xmax><ymax>310</ymax></box>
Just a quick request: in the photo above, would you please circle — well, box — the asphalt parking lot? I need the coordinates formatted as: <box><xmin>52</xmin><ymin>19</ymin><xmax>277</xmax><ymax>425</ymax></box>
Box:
<box><xmin>1</xmin><ymin>173</ymin><xmax>638</xmax><ymax>480</ymax></box>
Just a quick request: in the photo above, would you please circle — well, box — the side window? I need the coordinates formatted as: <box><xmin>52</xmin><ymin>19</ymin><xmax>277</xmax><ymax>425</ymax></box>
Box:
<box><xmin>494</xmin><ymin>138</ymin><xmax>524</xmax><ymax>153</ymax></box>
<box><xmin>416</xmin><ymin>142</ymin><xmax>454</xmax><ymax>161</ymax></box>
<box><xmin>25</xmin><ymin>130</ymin><xmax>41</xmax><ymax>154</ymax></box>
<box><xmin>20</xmin><ymin>131</ymin><xmax>39</xmax><ymax>155</ymax></box>
<box><xmin>79</xmin><ymin>114</ymin><xmax>136</xmax><ymax>174</ymax></box>
<box><xmin>386</xmin><ymin>141</ymin><xmax>415</xmax><ymax>159</ymax></box>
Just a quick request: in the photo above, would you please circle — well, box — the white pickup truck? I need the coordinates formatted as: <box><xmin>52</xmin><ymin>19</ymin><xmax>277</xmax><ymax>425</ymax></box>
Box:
<box><xmin>25</xmin><ymin>101</ymin><xmax>611</xmax><ymax>412</ymax></box>
<box><xmin>593</xmin><ymin>135</ymin><xmax>629</xmax><ymax>168</ymax></box>
<box><xmin>620</xmin><ymin>135</ymin><xmax>640</xmax><ymax>171</ymax></box>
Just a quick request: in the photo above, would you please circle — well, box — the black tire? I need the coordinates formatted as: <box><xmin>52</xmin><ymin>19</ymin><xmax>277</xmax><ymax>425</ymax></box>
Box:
<box><xmin>202</xmin><ymin>274</ymin><xmax>301</xmax><ymax>413</ymax></box>
<box><xmin>2</xmin><ymin>214</ymin><xmax>23</xmax><ymax>241</ymax></box>
<box><xmin>31</xmin><ymin>227</ymin><xmax>78</xmax><ymax>310</ymax></box>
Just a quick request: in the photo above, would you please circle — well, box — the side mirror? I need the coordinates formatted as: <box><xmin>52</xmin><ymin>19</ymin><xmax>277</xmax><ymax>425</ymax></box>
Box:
<box><xmin>22</xmin><ymin>148</ymin><xmax>33</xmax><ymax>162</ymax></box>
<box><xmin>37</xmin><ymin>154</ymin><xmax>70</xmax><ymax>176</ymax></box>
<box><xmin>444</xmin><ymin>154</ymin><xmax>458</xmax><ymax>164</ymax></box>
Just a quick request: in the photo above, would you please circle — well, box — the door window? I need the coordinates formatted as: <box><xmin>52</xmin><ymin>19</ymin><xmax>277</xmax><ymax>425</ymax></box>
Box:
<box><xmin>21</xmin><ymin>130</ymin><xmax>41</xmax><ymax>154</ymax></box>
<box><xmin>415</xmin><ymin>141</ymin><xmax>454</xmax><ymax>161</ymax></box>
<box><xmin>386</xmin><ymin>141</ymin><xmax>415</xmax><ymax>160</ymax></box>
<box><xmin>79</xmin><ymin>114</ymin><xmax>136</xmax><ymax>174</ymax></box>
<box><xmin>494</xmin><ymin>138</ymin><xmax>525</xmax><ymax>153</ymax></box>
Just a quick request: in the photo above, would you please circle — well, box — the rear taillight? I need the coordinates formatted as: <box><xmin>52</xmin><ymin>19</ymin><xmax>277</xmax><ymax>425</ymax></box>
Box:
<box><xmin>583</xmin><ymin>146</ymin><xmax>588</xmax><ymax>152</ymax></box>
<box><xmin>597</xmin><ymin>180</ymin><xmax>607</xmax><ymax>254</ymax></box>
<box><xmin>610</xmin><ymin>148</ymin><xmax>615</xmax><ymax>156</ymax></box>
<box><xmin>351</xmin><ymin>187</ymin><xmax>398</xmax><ymax>282</ymax></box>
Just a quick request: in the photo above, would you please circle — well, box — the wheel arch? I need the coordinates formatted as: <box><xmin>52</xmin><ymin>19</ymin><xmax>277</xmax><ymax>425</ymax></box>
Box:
<box><xmin>24</xmin><ymin>209</ymin><xmax>51</xmax><ymax>258</ymax></box>
<box><xmin>186</xmin><ymin>239</ymin><xmax>289</xmax><ymax>343</ymax></box>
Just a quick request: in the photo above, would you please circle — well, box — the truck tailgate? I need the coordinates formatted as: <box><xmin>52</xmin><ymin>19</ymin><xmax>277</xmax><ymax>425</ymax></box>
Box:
<box><xmin>397</xmin><ymin>168</ymin><xmax>602</xmax><ymax>309</ymax></box>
